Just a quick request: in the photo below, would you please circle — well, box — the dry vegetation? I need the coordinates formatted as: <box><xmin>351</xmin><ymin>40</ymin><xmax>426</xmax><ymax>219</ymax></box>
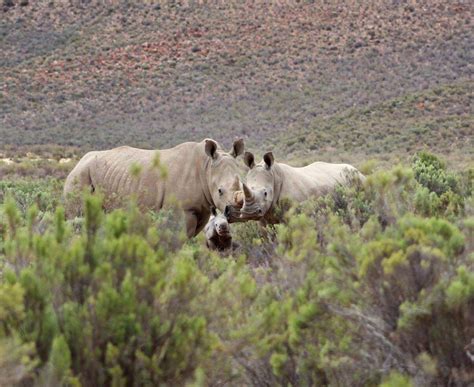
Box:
<box><xmin>1</xmin><ymin>0</ymin><xmax>472</xmax><ymax>164</ymax></box>
<box><xmin>0</xmin><ymin>1</ymin><xmax>473</xmax><ymax>386</ymax></box>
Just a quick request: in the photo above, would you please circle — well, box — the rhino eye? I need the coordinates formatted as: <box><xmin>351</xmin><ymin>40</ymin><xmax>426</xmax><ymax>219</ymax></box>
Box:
<box><xmin>218</xmin><ymin>188</ymin><xmax>224</xmax><ymax>196</ymax></box>
<box><xmin>264</xmin><ymin>191</ymin><xmax>268</xmax><ymax>198</ymax></box>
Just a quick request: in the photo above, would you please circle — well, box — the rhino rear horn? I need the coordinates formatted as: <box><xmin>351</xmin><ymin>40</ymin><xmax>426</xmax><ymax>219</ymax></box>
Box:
<box><xmin>231</xmin><ymin>175</ymin><xmax>241</xmax><ymax>191</ymax></box>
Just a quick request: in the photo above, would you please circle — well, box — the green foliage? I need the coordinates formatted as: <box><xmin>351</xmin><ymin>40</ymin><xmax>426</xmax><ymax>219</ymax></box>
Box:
<box><xmin>445</xmin><ymin>266</ymin><xmax>474</xmax><ymax>308</ymax></box>
<box><xmin>0</xmin><ymin>154</ymin><xmax>472</xmax><ymax>386</ymax></box>
<box><xmin>49</xmin><ymin>335</ymin><xmax>72</xmax><ymax>381</ymax></box>
<box><xmin>0</xmin><ymin>178</ymin><xmax>63</xmax><ymax>214</ymax></box>
<box><xmin>411</xmin><ymin>152</ymin><xmax>467</xmax><ymax>218</ymax></box>
<box><xmin>412</xmin><ymin>151</ymin><xmax>458</xmax><ymax>195</ymax></box>
<box><xmin>0</xmin><ymin>197</ymin><xmax>226</xmax><ymax>385</ymax></box>
<box><xmin>380</xmin><ymin>371</ymin><xmax>413</xmax><ymax>387</ymax></box>
<box><xmin>0</xmin><ymin>336</ymin><xmax>38</xmax><ymax>386</ymax></box>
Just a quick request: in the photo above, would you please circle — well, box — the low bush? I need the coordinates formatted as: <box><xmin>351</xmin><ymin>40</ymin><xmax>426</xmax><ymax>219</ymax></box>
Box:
<box><xmin>0</xmin><ymin>155</ymin><xmax>472</xmax><ymax>386</ymax></box>
<box><xmin>0</xmin><ymin>196</ymin><xmax>256</xmax><ymax>386</ymax></box>
<box><xmin>412</xmin><ymin>151</ymin><xmax>459</xmax><ymax>196</ymax></box>
<box><xmin>0</xmin><ymin>179</ymin><xmax>63</xmax><ymax>214</ymax></box>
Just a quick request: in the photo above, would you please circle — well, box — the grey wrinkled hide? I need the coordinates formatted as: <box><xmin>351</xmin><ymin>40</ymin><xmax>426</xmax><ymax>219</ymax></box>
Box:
<box><xmin>240</xmin><ymin>151</ymin><xmax>365</xmax><ymax>222</ymax></box>
<box><xmin>63</xmin><ymin>139</ymin><xmax>245</xmax><ymax>238</ymax></box>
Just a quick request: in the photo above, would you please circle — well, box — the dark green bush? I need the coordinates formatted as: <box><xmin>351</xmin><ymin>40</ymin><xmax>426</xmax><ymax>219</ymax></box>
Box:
<box><xmin>411</xmin><ymin>152</ymin><xmax>467</xmax><ymax>217</ymax></box>
<box><xmin>412</xmin><ymin>151</ymin><xmax>459</xmax><ymax>196</ymax></box>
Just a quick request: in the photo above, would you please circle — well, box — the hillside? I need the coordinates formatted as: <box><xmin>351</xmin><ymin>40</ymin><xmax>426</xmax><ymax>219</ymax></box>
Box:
<box><xmin>1</xmin><ymin>3</ymin><xmax>474</xmax><ymax>385</ymax></box>
<box><xmin>1</xmin><ymin>0</ymin><xmax>472</xmax><ymax>164</ymax></box>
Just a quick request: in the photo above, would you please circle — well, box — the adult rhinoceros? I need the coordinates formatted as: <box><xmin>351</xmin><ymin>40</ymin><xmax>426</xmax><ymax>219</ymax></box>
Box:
<box><xmin>64</xmin><ymin>139</ymin><xmax>246</xmax><ymax>237</ymax></box>
<box><xmin>238</xmin><ymin>151</ymin><xmax>364</xmax><ymax>223</ymax></box>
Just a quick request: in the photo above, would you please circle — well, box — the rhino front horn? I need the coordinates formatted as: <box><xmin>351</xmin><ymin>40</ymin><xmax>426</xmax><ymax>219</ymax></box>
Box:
<box><xmin>242</xmin><ymin>182</ymin><xmax>254</xmax><ymax>201</ymax></box>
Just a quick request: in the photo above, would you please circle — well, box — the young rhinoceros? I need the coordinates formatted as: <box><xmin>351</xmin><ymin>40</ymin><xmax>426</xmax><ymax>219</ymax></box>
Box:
<box><xmin>205</xmin><ymin>207</ymin><xmax>232</xmax><ymax>252</ymax></box>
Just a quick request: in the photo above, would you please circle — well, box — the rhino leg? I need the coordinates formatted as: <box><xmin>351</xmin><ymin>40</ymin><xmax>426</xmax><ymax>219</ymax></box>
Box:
<box><xmin>194</xmin><ymin>212</ymin><xmax>211</xmax><ymax>237</ymax></box>
<box><xmin>206</xmin><ymin>239</ymin><xmax>218</xmax><ymax>251</ymax></box>
<box><xmin>184</xmin><ymin>209</ymin><xmax>211</xmax><ymax>238</ymax></box>
<box><xmin>64</xmin><ymin>164</ymin><xmax>93</xmax><ymax>218</ymax></box>
<box><xmin>184</xmin><ymin>211</ymin><xmax>199</xmax><ymax>238</ymax></box>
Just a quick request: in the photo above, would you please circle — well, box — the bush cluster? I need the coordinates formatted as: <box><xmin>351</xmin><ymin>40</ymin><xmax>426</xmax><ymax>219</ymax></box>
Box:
<box><xmin>0</xmin><ymin>179</ymin><xmax>63</xmax><ymax>214</ymax></box>
<box><xmin>0</xmin><ymin>152</ymin><xmax>472</xmax><ymax>386</ymax></box>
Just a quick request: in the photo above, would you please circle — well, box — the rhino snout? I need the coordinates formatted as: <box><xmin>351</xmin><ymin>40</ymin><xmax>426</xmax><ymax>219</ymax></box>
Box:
<box><xmin>216</xmin><ymin>223</ymin><xmax>230</xmax><ymax>236</ymax></box>
<box><xmin>239</xmin><ymin>202</ymin><xmax>264</xmax><ymax>220</ymax></box>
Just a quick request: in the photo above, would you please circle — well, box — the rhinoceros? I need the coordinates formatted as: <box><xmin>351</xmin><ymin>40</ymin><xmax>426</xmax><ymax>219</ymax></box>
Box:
<box><xmin>238</xmin><ymin>151</ymin><xmax>365</xmax><ymax>222</ymax></box>
<box><xmin>204</xmin><ymin>207</ymin><xmax>232</xmax><ymax>252</ymax></box>
<box><xmin>63</xmin><ymin>139</ymin><xmax>246</xmax><ymax>237</ymax></box>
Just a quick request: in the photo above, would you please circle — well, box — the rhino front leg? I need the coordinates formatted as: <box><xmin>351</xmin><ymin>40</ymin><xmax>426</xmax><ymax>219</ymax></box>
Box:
<box><xmin>184</xmin><ymin>210</ymin><xmax>199</xmax><ymax>238</ymax></box>
<box><xmin>206</xmin><ymin>239</ymin><xmax>218</xmax><ymax>250</ymax></box>
<box><xmin>184</xmin><ymin>210</ymin><xmax>210</xmax><ymax>238</ymax></box>
<box><xmin>194</xmin><ymin>211</ymin><xmax>211</xmax><ymax>236</ymax></box>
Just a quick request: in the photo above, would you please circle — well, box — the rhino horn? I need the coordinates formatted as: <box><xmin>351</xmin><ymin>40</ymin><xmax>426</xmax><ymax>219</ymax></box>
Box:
<box><xmin>231</xmin><ymin>175</ymin><xmax>241</xmax><ymax>191</ymax></box>
<box><xmin>242</xmin><ymin>182</ymin><xmax>255</xmax><ymax>202</ymax></box>
<box><xmin>233</xmin><ymin>191</ymin><xmax>244</xmax><ymax>207</ymax></box>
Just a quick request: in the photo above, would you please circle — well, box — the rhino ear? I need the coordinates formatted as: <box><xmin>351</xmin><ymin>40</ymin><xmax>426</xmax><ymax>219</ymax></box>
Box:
<box><xmin>205</xmin><ymin>139</ymin><xmax>218</xmax><ymax>159</ymax></box>
<box><xmin>263</xmin><ymin>152</ymin><xmax>274</xmax><ymax>169</ymax></box>
<box><xmin>244</xmin><ymin>152</ymin><xmax>255</xmax><ymax>169</ymax></box>
<box><xmin>224</xmin><ymin>205</ymin><xmax>231</xmax><ymax>219</ymax></box>
<box><xmin>210</xmin><ymin>206</ymin><xmax>217</xmax><ymax>217</ymax></box>
<box><xmin>230</xmin><ymin>138</ymin><xmax>245</xmax><ymax>158</ymax></box>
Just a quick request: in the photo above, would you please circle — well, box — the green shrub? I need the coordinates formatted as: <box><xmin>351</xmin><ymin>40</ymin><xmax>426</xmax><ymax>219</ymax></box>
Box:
<box><xmin>0</xmin><ymin>178</ymin><xmax>63</xmax><ymax>214</ymax></box>
<box><xmin>412</xmin><ymin>151</ymin><xmax>459</xmax><ymax>195</ymax></box>
<box><xmin>0</xmin><ymin>196</ymin><xmax>243</xmax><ymax>385</ymax></box>
<box><xmin>380</xmin><ymin>371</ymin><xmax>413</xmax><ymax>387</ymax></box>
<box><xmin>0</xmin><ymin>154</ymin><xmax>472</xmax><ymax>386</ymax></box>
<box><xmin>411</xmin><ymin>152</ymin><xmax>466</xmax><ymax>217</ymax></box>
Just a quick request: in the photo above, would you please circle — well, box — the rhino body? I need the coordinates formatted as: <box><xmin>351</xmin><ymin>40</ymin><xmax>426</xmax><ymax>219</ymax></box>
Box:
<box><xmin>204</xmin><ymin>207</ymin><xmax>232</xmax><ymax>252</ymax></box>
<box><xmin>64</xmin><ymin>139</ymin><xmax>245</xmax><ymax>237</ymax></box>
<box><xmin>239</xmin><ymin>151</ymin><xmax>365</xmax><ymax>222</ymax></box>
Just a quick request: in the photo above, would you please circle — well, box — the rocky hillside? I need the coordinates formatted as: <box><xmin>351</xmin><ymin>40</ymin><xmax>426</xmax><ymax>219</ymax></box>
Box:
<box><xmin>1</xmin><ymin>0</ymin><xmax>472</xmax><ymax>163</ymax></box>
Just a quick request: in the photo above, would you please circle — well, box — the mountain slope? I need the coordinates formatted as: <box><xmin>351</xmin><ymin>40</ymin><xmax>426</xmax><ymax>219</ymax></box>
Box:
<box><xmin>1</xmin><ymin>1</ymin><xmax>472</xmax><ymax>163</ymax></box>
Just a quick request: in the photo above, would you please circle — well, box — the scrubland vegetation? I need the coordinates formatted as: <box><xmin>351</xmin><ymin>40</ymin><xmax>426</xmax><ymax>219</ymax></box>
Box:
<box><xmin>1</xmin><ymin>152</ymin><xmax>472</xmax><ymax>386</ymax></box>
<box><xmin>2</xmin><ymin>1</ymin><xmax>472</xmax><ymax>165</ymax></box>
<box><xmin>1</xmin><ymin>1</ymin><xmax>473</xmax><ymax>385</ymax></box>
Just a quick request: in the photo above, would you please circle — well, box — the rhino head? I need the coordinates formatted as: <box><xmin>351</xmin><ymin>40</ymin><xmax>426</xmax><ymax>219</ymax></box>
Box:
<box><xmin>207</xmin><ymin>206</ymin><xmax>231</xmax><ymax>237</ymax></box>
<box><xmin>238</xmin><ymin>151</ymin><xmax>276</xmax><ymax>221</ymax></box>
<box><xmin>204</xmin><ymin>139</ymin><xmax>246</xmax><ymax>215</ymax></box>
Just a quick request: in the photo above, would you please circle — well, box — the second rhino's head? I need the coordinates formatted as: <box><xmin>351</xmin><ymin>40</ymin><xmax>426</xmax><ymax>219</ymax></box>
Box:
<box><xmin>238</xmin><ymin>151</ymin><xmax>276</xmax><ymax>221</ymax></box>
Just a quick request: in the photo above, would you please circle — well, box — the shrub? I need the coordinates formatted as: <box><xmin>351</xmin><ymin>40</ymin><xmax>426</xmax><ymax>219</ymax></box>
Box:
<box><xmin>412</xmin><ymin>152</ymin><xmax>466</xmax><ymax>217</ymax></box>
<box><xmin>0</xmin><ymin>155</ymin><xmax>472</xmax><ymax>386</ymax></box>
<box><xmin>0</xmin><ymin>178</ymin><xmax>63</xmax><ymax>214</ymax></box>
<box><xmin>412</xmin><ymin>151</ymin><xmax>459</xmax><ymax>196</ymax></box>
<box><xmin>0</xmin><ymin>196</ymin><xmax>253</xmax><ymax>385</ymax></box>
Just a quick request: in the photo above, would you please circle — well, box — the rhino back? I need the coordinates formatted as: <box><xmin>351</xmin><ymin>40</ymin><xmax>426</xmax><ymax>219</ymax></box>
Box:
<box><xmin>87</xmin><ymin>147</ymin><xmax>155</xmax><ymax>208</ymax></box>
<box><xmin>301</xmin><ymin>162</ymin><xmax>358</xmax><ymax>184</ymax></box>
<box><xmin>278</xmin><ymin>162</ymin><xmax>359</xmax><ymax>201</ymax></box>
<box><xmin>88</xmin><ymin>143</ymin><xmax>205</xmax><ymax>211</ymax></box>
